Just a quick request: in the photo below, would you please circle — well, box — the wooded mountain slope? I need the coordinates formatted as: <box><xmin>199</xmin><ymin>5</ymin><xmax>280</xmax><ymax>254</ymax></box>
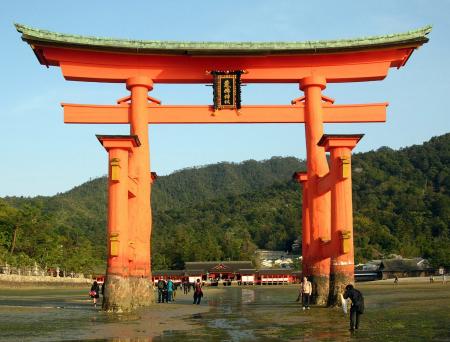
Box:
<box><xmin>0</xmin><ymin>134</ymin><xmax>448</xmax><ymax>272</ymax></box>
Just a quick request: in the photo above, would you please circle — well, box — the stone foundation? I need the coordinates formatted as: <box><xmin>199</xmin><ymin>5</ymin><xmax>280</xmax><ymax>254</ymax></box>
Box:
<box><xmin>130</xmin><ymin>276</ymin><xmax>155</xmax><ymax>308</ymax></box>
<box><xmin>102</xmin><ymin>275</ymin><xmax>154</xmax><ymax>312</ymax></box>
<box><xmin>328</xmin><ymin>272</ymin><xmax>353</xmax><ymax>306</ymax></box>
<box><xmin>311</xmin><ymin>275</ymin><xmax>330</xmax><ymax>305</ymax></box>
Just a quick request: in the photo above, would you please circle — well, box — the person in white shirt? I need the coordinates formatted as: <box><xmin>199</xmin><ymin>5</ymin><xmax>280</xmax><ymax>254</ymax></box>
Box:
<box><xmin>296</xmin><ymin>276</ymin><xmax>312</xmax><ymax>310</ymax></box>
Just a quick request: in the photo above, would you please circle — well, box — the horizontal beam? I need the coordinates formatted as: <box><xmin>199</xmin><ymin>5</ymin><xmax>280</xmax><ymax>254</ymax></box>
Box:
<box><xmin>38</xmin><ymin>47</ymin><xmax>411</xmax><ymax>83</ymax></box>
<box><xmin>317</xmin><ymin>173</ymin><xmax>332</xmax><ymax>196</ymax></box>
<box><xmin>62</xmin><ymin>103</ymin><xmax>387</xmax><ymax>124</ymax></box>
<box><xmin>60</xmin><ymin>61</ymin><xmax>391</xmax><ymax>84</ymax></box>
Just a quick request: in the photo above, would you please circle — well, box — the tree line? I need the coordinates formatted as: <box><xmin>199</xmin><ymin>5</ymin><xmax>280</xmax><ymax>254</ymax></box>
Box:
<box><xmin>0</xmin><ymin>134</ymin><xmax>449</xmax><ymax>273</ymax></box>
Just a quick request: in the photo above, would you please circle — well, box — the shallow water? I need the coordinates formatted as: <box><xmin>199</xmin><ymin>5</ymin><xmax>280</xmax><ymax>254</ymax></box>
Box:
<box><xmin>0</xmin><ymin>283</ymin><xmax>449</xmax><ymax>341</ymax></box>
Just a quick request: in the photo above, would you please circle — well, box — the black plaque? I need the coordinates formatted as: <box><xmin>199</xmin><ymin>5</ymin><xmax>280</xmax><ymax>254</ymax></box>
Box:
<box><xmin>212</xmin><ymin>71</ymin><xmax>242</xmax><ymax>110</ymax></box>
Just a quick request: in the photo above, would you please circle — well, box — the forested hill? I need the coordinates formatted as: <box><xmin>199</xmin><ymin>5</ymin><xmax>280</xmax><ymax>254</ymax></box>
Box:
<box><xmin>152</xmin><ymin>157</ymin><xmax>305</xmax><ymax>211</ymax></box>
<box><xmin>47</xmin><ymin>156</ymin><xmax>304</xmax><ymax>212</ymax></box>
<box><xmin>0</xmin><ymin>134</ymin><xmax>449</xmax><ymax>273</ymax></box>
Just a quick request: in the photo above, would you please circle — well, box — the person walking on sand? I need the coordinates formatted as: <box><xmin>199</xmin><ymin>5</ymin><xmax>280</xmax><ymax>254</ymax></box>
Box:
<box><xmin>89</xmin><ymin>281</ymin><xmax>100</xmax><ymax>308</ymax></box>
<box><xmin>394</xmin><ymin>275</ymin><xmax>399</xmax><ymax>286</ymax></box>
<box><xmin>184</xmin><ymin>280</ymin><xmax>190</xmax><ymax>295</ymax></box>
<box><xmin>167</xmin><ymin>277</ymin><xmax>174</xmax><ymax>302</ymax></box>
<box><xmin>157</xmin><ymin>278</ymin><xmax>166</xmax><ymax>303</ymax></box>
<box><xmin>343</xmin><ymin>284</ymin><xmax>365</xmax><ymax>332</ymax></box>
<box><xmin>296</xmin><ymin>277</ymin><xmax>312</xmax><ymax>310</ymax></box>
<box><xmin>172</xmin><ymin>282</ymin><xmax>177</xmax><ymax>301</ymax></box>
<box><xmin>193</xmin><ymin>278</ymin><xmax>203</xmax><ymax>305</ymax></box>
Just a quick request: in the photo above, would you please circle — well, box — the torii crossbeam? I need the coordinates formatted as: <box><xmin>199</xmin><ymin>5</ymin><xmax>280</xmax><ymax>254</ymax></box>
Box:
<box><xmin>62</xmin><ymin>103</ymin><xmax>387</xmax><ymax>124</ymax></box>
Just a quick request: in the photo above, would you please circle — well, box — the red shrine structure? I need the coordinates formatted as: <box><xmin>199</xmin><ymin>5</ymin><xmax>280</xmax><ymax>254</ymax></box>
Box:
<box><xmin>16</xmin><ymin>24</ymin><xmax>430</xmax><ymax>311</ymax></box>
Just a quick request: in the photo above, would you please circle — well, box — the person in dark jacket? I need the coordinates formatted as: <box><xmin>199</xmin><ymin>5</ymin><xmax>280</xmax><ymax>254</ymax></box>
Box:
<box><xmin>157</xmin><ymin>279</ymin><xmax>166</xmax><ymax>303</ymax></box>
<box><xmin>343</xmin><ymin>284</ymin><xmax>364</xmax><ymax>331</ymax></box>
<box><xmin>90</xmin><ymin>281</ymin><xmax>100</xmax><ymax>308</ymax></box>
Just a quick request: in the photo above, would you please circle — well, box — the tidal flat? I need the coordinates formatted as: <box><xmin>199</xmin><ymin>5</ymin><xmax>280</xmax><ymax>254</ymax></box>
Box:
<box><xmin>0</xmin><ymin>280</ymin><xmax>449</xmax><ymax>341</ymax></box>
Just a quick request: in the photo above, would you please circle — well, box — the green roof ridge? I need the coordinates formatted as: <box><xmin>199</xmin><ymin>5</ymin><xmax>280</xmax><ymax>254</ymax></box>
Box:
<box><xmin>15</xmin><ymin>23</ymin><xmax>431</xmax><ymax>53</ymax></box>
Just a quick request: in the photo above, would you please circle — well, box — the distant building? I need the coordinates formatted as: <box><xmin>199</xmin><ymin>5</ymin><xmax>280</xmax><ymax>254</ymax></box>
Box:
<box><xmin>240</xmin><ymin>269</ymin><xmax>257</xmax><ymax>285</ymax></box>
<box><xmin>185</xmin><ymin>261</ymin><xmax>254</xmax><ymax>285</ymax></box>
<box><xmin>257</xmin><ymin>269</ymin><xmax>296</xmax><ymax>285</ymax></box>
<box><xmin>254</xmin><ymin>249</ymin><xmax>300</xmax><ymax>270</ymax></box>
<box><xmin>354</xmin><ymin>269</ymin><xmax>382</xmax><ymax>282</ymax></box>
<box><xmin>151</xmin><ymin>260</ymin><xmax>301</xmax><ymax>286</ymax></box>
<box><xmin>152</xmin><ymin>270</ymin><xmax>186</xmax><ymax>284</ymax></box>
<box><xmin>356</xmin><ymin>257</ymin><xmax>433</xmax><ymax>280</ymax></box>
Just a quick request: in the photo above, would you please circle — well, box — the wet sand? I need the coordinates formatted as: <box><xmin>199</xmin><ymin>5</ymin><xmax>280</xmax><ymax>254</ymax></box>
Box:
<box><xmin>0</xmin><ymin>280</ymin><xmax>449</xmax><ymax>341</ymax></box>
<box><xmin>85</xmin><ymin>302</ymin><xmax>210</xmax><ymax>341</ymax></box>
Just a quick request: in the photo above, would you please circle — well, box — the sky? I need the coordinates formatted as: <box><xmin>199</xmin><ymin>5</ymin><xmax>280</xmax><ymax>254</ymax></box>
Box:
<box><xmin>0</xmin><ymin>1</ymin><xmax>449</xmax><ymax>197</ymax></box>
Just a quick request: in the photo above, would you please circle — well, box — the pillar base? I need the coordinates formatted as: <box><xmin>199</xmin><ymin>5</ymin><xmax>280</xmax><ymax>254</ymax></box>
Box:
<box><xmin>102</xmin><ymin>275</ymin><xmax>154</xmax><ymax>312</ymax></box>
<box><xmin>328</xmin><ymin>272</ymin><xmax>354</xmax><ymax>306</ymax></box>
<box><xmin>310</xmin><ymin>274</ymin><xmax>330</xmax><ymax>305</ymax></box>
<box><xmin>130</xmin><ymin>276</ymin><xmax>155</xmax><ymax>308</ymax></box>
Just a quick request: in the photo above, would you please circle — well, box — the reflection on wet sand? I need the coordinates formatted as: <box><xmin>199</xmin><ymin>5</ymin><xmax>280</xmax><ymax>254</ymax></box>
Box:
<box><xmin>241</xmin><ymin>288</ymin><xmax>255</xmax><ymax>304</ymax></box>
<box><xmin>110</xmin><ymin>338</ymin><xmax>152</xmax><ymax>342</ymax></box>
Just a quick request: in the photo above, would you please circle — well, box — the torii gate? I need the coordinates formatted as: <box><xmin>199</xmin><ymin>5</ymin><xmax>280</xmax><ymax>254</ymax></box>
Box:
<box><xmin>16</xmin><ymin>24</ymin><xmax>430</xmax><ymax>311</ymax></box>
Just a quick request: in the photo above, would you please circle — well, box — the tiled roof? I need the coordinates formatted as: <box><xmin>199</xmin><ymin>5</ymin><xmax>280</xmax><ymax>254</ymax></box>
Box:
<box><xmin>185</xmin><ymin>261</ymin><xmax>254</xmax><ymax>272</ymax></box>
<box><xmin>152</xmin><ymin>270</ymin><xmax>186</xmax><ymax>276</ymax></box>
<box><xmin>15</xmin><ymin>24</ymin><xmax>431</xmax><ymax>56</ymax></box>
<box><xmin>258</xmin><ymin>269</ymin><xmax>293</xmax><ymax>275</ymax></box>
<box><xmin>239</xmin><ymin>269</ymin><xmax>257</xmax><ymax>275</ymax></box>
<box><xmin>379</xmin><ymin>258</ymin><xmax>431</xmax><ymax>272</ymax></box>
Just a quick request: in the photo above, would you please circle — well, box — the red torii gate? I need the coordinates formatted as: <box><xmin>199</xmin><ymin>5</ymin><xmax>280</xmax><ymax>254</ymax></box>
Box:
<box><xmin>16</xmin><ymin>24</ymin><xmax>430</xmax><ymax>311</ymax></box>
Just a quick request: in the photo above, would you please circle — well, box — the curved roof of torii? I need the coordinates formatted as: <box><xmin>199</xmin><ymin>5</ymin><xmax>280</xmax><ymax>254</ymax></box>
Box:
<box><xmin>15</xmin><ymin>24</ymin><xmax>431</xmax><ymax>84</ymax></box>
<box><xmin>16</xmin><ymin>23</ymin><xmax>431</xmax><ymax>56</ymax></box>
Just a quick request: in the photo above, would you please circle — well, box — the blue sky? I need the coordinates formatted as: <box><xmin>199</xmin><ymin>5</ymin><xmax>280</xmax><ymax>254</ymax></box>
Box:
<box><xmin>0</xmin><ymin>1</ymin><xmax>449</xmax><ymax>197</ymax></box>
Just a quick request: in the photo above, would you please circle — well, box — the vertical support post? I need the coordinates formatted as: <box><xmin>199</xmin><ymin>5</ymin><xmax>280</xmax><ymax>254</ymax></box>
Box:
<box><xmin>300</xmin><ymin>75</ymin><xmax>331</xmax><ymax>305</ymax></box>
<box><xmin>293</xmin><ymin>172</ymin><xmax>310</xmax><ymax>276</ymax></box>
<box><xmin>107</xmin><ymin>148</ymin><xmax>130</xmax><ymax>275</ymax></box>
<box><xmin>97</xmin><ymin>135</ymin><xmax>139</xmax><ymax>312</ymax></box>
<box><xmin>127</xmin><ymin>76</ymin><xmax>153</xmax><ymax>278</ymax></box>
<box><xmin>319</xmin><ymin>134</ymin><xmax>363</xmax><ymax>305</ymax></box>
<box><xmin>126</xmin><ymin>76</ymin><xmax>154</xmax><ymax>307</ymax></box>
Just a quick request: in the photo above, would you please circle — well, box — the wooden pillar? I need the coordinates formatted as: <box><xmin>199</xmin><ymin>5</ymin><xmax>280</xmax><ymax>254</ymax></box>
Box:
<box><xmin>125</xmin><ymin>76</ymin><xmax>155</xmax><ymax>308</ymax></box>
<box><xmin>126</xmin><ymin>76</ymin><xmax>153</xmax><ymax>278</ymax></box>
<box><xmin>293</xmin><ymin>172</ymin><xmax>310</xmax><ymax>276</ymax></box>
<box><xmin>318</xmin><ymin>134</ymin><xmax>363</xmax><ymax>305</ymax></box>
<box><xmin>97</xmin><ymin>135</ymin><xmax>139</xmax><ymax>312</ymax></box>
<box><xmin>300</xmin><ymin>75</ymin><xmax>331</xmax><ymax>305</ymax></box>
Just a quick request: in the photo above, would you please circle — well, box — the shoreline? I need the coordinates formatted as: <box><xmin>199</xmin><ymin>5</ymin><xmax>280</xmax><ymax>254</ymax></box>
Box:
<box><xmin>0</xmin><ymin>275</ymin><xmax>443</xmax><ymax>288</ymax></box>
<box><xmin>0</xmin><ymin>274</ymin><xmax>91</xmax><ymax>288</ymax></box>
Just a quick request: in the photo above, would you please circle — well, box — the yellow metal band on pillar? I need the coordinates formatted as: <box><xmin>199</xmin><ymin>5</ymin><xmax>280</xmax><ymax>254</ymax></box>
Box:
<box><xmin>340</xmin><ymin>156</ymin><xmax>351</xmax><ymax>178</ymax></box>
<box><xmin>110</xmin><ymin>158</ymin><xmax>121</xmax><ymax>181</ymax></box>
<box><xmin>340</xmin><ymin>230</ymin><xmax>351</xmax><ymax>254</ymax></box>
<box><xmin>110</xmin><ymin>233</ymin><xmax>119</xmax><ymax>257</ymax></box>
